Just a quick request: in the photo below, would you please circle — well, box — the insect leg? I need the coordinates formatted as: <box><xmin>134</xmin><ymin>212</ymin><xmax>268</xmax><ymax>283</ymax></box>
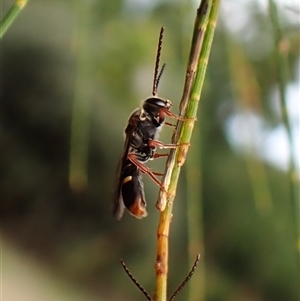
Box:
<box><xmin>152</xmin><ymin>171</ymin><xmax>164</xmax><ymax>176</ymax></box>
<box><xmin>148</xmin><ymin>139</ymin><xmax>190</xmax><ymax>149</ymax></box>
<box><xmin>164</xmin><ymin>122</ymin><xmax>177</xmax><ymax>127</ymax></box>
<box><xmin>153</xmin><ymin>153</ymin><xmax>169</xmax><ymax>159</ymax></box>
<box><xmin>128</xmin><ymin>154</ymin><xmax>168</xmax><ymax>194</ymax></box>
<box><xmin>161</xmin><ymin>109</ymin><xmax>196</xmax><ymax>122</ymax></box>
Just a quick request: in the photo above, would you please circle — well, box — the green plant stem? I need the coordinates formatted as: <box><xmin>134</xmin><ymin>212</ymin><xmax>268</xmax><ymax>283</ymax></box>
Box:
<box><xmin>269</xmin><ymin>0</ymin><xmax>300</xmax><ymax>274</ymax></box>
<box><xmin>153</xmin><ymin>1</ymin><xmax>220</xmax><ymax>300</ymax></box>
<box><xmin>69</xmin><ymin>1</ymin><xmax>93</xmax><ymax>192</ymax></box>
<box><xmin>186</xmin><ymin>125</ymin><xmax>205</xmax><ymax>301</ymax></box>
<box><xmin>0</xmin><ymin>0</ymin><xmax>28</xmax><ymax>39</ymax></box>
<box><xmin>227</xmin><ymin>39</ymin><xmax>273</xmax><ymax>214</ymax></box>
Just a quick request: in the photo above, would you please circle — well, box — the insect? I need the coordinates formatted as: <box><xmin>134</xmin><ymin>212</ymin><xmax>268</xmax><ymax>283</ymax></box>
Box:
<box><xmin>113</xmin><ymin>27</ymin><xmax>184</xmax><ymax>220</ymax></box>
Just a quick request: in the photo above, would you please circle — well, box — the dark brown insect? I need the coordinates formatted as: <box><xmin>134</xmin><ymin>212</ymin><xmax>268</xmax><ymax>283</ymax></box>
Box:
<box><xmin>113</xmin><ymin>27</ymin><xmax>183</xmax><ymax>220</ymax></box>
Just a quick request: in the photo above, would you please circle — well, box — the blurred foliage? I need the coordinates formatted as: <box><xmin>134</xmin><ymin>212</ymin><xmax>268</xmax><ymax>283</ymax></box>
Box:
<box><xmin>2</xmin><ymin>0</ymin><xmax>299</xmax><ymax>300</ymax></box>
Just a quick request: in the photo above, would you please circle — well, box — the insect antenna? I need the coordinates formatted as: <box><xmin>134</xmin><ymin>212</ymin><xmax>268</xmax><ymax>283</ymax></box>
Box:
<box><xmin>156</xmin><ymin>63</ymin><xmax>166</xmax><ymax>92</ymax></box>
<box><xmin>152</xmin><ymin>26</ymin><xmax>165</xmax><ymax>96</ymax></box>
<box><xmin>120</xmin><ymin>259</ymin><xmax>152</xmax><ymax>301</ymax></box>
<box><xmin>168</xmin><ymin>254</ymin><xmax>201</xmax><ymax>301</ymax></box>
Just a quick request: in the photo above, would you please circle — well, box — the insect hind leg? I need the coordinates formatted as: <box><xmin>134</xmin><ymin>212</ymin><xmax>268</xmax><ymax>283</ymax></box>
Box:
<box><xmin>128</xmin><ymin>153</ymin><xmax>167</xmax><ymax>194</ymax></box>
<box><xmin>148</xmin><ymin>139</ymin><xmax>190</xmax><ymax>150</ymax></box>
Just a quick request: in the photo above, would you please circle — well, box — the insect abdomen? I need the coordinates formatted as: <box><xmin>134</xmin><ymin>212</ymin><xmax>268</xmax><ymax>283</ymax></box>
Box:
<box><xmin>121</xmin><ymin>161</ymin><xmax>147</xmax><ymax>219</ymax></box>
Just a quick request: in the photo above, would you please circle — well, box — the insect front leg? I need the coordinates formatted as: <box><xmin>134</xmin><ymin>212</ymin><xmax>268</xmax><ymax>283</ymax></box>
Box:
<box><xmin>161</xmin><ymin>108</ymin><xmax>197</xmax><ymax>122</ymax></box>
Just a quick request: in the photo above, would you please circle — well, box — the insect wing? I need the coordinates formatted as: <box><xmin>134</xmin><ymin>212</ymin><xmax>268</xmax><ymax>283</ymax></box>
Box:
<box><xmin>113</xmin><ymin>155</ymin><xmax>126</xmax><ymax>220</ymax></box>
<box><xmin>113</xmin><ymin>112</ymin><xmax>147</xmax><ymax>219</ymax></box>
<box><xmin>113</xmin><ymin>118</ymin><xmax>135</xmax><ymax>220</ymax></box>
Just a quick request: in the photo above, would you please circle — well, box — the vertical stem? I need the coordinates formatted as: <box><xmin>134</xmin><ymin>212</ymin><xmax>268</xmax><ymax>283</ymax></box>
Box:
<box><xmin>227</xmin><ymin>39</ymin><xmax>273</xmax><ymax>214</ymax></box>
<box><xmin>269</xmin><ymin>0</ymin><xmax>300</xmax><ymax>278</ymax></box>
<box><xmin>153</xmin><ymin>1</ymin><xmax>220</xmax><ymax>300</ymax></box>
<box><xmin>0</xmin><ymin>0</ymin><xmax>28</xmax><ymax>39</ymax></box>
<box><xmin>69</xmin><ymin>1</ymin><xmax>93</xmax><ymax>192</ymax></box>
<box><xmin>186</xmin><ymin>125</ymin><xmax>205</xmax><ymax>301</ymax></box>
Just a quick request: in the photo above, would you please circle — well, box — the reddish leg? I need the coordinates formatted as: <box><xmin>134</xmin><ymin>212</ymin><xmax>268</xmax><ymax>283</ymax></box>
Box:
<box><xmin>148</xmin><ymin>139</ymin><xmax>190</xmax><ymax>149</ymax></box>
<box><xmin>152</xmin><ymin>171</ymin><xmax>164</xmax><ymax>176</ymax></box>
<box><xmin>164</xmin><ymin>122</ymin><xmax>176</xmax><ymax>127</ymax></box>
<box><xmin>161</xmin><ymin>108</ymin><xmax>196</xmax><ymax>122</ymax></box>
<box><xmin>128</xmin><ymin>154</ymin><xmax>167</xmax><ymax>194</ymax></box>
<box><xmin>161</xmin><ymin>109</ymin><xmax>186</xmax><ymax>120</ymax></box>
<box><xmin>153</xmin><ymin>153</ymin><xmax>169</xmax><ymax>159</ymax></box>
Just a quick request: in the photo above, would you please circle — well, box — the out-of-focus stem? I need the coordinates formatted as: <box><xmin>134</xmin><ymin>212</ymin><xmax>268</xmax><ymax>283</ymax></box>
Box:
<box><xmin>69</xmin><ymin>1</ymin><xmax>93</xmax><ymax>192</ymax></box>
<box><xmin>0</xmin><ymin>0</ymin><xmax>28</xmax><ymax>39</ymax></box>
<box><xmin>269</xmin><ymin>0</ymin><xmax>300</xmax><ymax>275</ymax></box>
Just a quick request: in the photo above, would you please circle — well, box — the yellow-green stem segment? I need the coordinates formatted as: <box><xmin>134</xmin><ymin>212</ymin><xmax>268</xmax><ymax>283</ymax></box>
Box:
<box><xmin>153</xmin><ymin>1</ymin><xmax>220</xmax><ymax>300</ymax></box>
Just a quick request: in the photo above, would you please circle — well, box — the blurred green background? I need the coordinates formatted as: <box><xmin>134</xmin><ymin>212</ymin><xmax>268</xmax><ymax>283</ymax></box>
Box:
<box><xmin>2</xmin><ymin>0</ymin><xmax>299</xmax><ymax>300</ymax></box>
